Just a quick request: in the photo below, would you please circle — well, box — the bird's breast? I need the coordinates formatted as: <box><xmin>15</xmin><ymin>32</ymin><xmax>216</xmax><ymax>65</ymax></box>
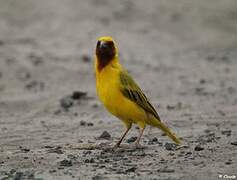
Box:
<box><xmin>96</xmin><ymin>66</ymin><xmax>121</xmax><ymax>113</ymax></box>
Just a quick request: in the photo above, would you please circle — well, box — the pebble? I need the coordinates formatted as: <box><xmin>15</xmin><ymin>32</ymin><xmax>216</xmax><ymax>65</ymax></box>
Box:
<box><xmin>194</xmin><ymin>145</ymin><xmax>204</xmax><ymax>151</ymax></box>
<box><xmin>28</xmin><ymin>53</ymin><xmax>44</xmax><ymax>66</ymax></box>
<box><xmin>221</xmin><ymin>130</ymin><xmax>231</xmax><ymax>137</ymax></box>
<box><xmin>98</xmin><ymin>131</ymin><xmax>111</xmax><ymax>140</ymax></box>
<box><xmin>59</xmin><ymin>159</ymin><xmax>72</xmax><ymax>167</ymax></box>
<box><xmin>81</xmin><ymin>54</ymin><xmax>91</xmax><ymax>62</ymax></box>
<box><xmin>148</xmin><ymin>137</ymin><xmax>162</xmax><ymax>145</ymax></box>
<box><xmin>80</xmin><ymin>120</ymin><xmax>86</xmax><ymax>126</ymax></box>
<box><xmin>19</xmin><ymin>146</ymin><xmax>30</xmax><ymax>153</ymax></box>
<box><xmin>157</xmin><ymin>168</ymin><xmax>175</xmax><ymax>173</ymax></box>
<box><xmin>126</xmin><ymin>167</ymin><xmax>136</xmax><ymax>173</ymax></box>
<box><xmin>71</xmin><ymin>91</ymin><xmax>87</xmax><ymax>100</ymax></box>
<box><xmin>230</xmin><ymin>141</ymin><xmax>237</xmax><ymax>146</ymax></box>
<box><xmin>164</xmin><ymin>142</ymin><xmax>177</xmax><ymax>151</ymax></box>
<box><xmin>85</xmin><ymin>158</ymin><xmax>95</xmax><ymax>163</ymax></box>
<box><xmin>47</xmin><ymin>146</ymin><xmax>63</xmax><ymax>154</ymax></box>
<box><xmin>87</xmin><ymin>122</ymin><xmax>94</xmax><ymax>126</ymax></box>
<box><xmin>60</xmin><ymin>96</ymin><xmax>74</xmax><ymax>110</ymax></box>
<box><xmin>126</xmin><ymin>136</ymin><xmax>137</xmax><ymax>143</ymax></box>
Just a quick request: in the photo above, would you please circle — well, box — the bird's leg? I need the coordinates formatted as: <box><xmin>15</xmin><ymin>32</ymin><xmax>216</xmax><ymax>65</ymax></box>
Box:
<box><xmin>113</xmin><ymin>125</ymin><xmax>131</xmax><ymax>149</ymax></box>
<box><xmin>135</xmin><ymin>127</ymin><xmax>145</xmax><ymax>148</ymax></box>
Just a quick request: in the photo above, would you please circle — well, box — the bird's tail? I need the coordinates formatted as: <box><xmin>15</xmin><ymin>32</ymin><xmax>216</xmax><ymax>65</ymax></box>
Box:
<box><xmin>152</xmin><ymin>120</ymin><xmax>181</xmax><ymax>145</ymax></box>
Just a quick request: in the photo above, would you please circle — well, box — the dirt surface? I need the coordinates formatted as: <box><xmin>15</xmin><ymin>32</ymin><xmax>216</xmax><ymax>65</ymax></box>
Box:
<box><xmin>0</xmin><ymin>0</ymin><xmax>237</xmax><ymax>179</ymax></box>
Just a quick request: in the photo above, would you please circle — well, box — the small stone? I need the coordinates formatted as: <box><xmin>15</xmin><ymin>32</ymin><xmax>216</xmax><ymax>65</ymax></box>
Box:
<box><xmin>47</xmin><ymin>146</ymin><xmax>63</xmax><ymax>154</ymax></box>
<box><xmin>78</xmin><ymin>139</ymin><xmax>83</xmax><ymax>143</ymax></box>
<box><xmin>225</xmin><ymin>160</ymin><xmax>232</xmax><ymax>165</ymax></box>
<box><xmin>166</xmin><ymin>105</ymin><xmax>175</xmax><ymax>110</ymax></box>
<box><xmin>60</xmin><ymin>96</ymin><xmax>73</xmax><ymax>110</ymax></box>
<box><xmin>199</xmin><ymin>79</ymin><xmax>206</xmax><ymax>84</ymax></box>
<box><xmin>81</xmin><ymin>54</ymin><xmax>91</xmax><ymax>62</ymax></box>
<box><xmin>84</xmin><ymin>158</ymin><xmax>95</xmax><ymax>163</ymax></box>
<box><xmin>194</xmin><ymin>145</ymin><xmax>204</xmax><ymax>151</ymax></box>
<box><xmin>230</xmin><ymin>141</ymin><xmax>237</xmax><ymax>146</ymax></box>
<box><xmin>126</xmin><ymin>167</ymin><xmax>136</xmax><ymax>172</ymax></box>
<box><xmin>71</xmin><ymin>91</ymin><xmax>87</xmax><ymax>100</ymax></box>
<box><xmin>98</xmin><ymin>131</ymin><xmax>111</xmax><ymax>140</ymax></box>
<box><xmin>148</xmin><ymin>137</ymin><xmax>161</xmax><ymax>145</ymax></box>
<box><xmin>157</xmin><ymin>168</ymin><xmax>175</xmax><ymax>173</ymax></box>
<box><xmin>28</xmin><ymin>53</ymin><xmax>44</xmax><ymax>66</ymax></box>
<box><xmin>87</xmin><ymin>122</ymin><xmax>94</xmax><ymax>126</ymax></box>
<box><xmin>19</xmin><ymin>146</ymin><xmax>30</xmax><ymax>153</ymax></box>
<box><xmin>164</xmin><ymin>142</ymin><xmax>177</xmax><ymax>151</ymax></box>
<box><xmin>127</xmin><ymin>136</ymin><xmax>137</xmax><ymax>143</ymax></box>
<box><xmin>59</xmin><ymin>159</ymin><xmax>72</xmax><ymax>167</ymax></box>
<box><xmin>80</xmin><ymin>120</ymin><xmax>86</xmax><ymax>126</ymax></box>
<box><xmin>221</xmin><ymin>130</ymin><xmax>231</xmax><ymax>137</ymax></box>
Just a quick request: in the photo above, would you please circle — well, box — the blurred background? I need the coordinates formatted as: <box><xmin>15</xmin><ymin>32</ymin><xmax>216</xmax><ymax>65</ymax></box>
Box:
<box><xmin>0</xmin><ymin>0</ymin><xmax>236</xmax><ymax>179</ymax></box>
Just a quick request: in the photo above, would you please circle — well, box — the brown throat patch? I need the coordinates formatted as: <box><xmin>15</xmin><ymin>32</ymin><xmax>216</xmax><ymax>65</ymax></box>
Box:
<box><xmin>96</xmin><ymin>41</ymin><xmax>116</xmax><ymax>71</ymax></box>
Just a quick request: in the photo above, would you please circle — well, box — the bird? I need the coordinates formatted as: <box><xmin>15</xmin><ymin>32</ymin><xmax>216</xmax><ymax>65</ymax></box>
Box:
<box><xmin>94</xmin><ymin>36</ymin><xmax>181</xmax><ymax>148</ymax></box>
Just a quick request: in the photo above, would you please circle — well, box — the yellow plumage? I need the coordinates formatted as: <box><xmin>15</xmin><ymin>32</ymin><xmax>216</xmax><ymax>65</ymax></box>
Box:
<box><xmin>95</xmin><ymin>36</ymin><xmax>181</xmax><ymax>147</ymax></box>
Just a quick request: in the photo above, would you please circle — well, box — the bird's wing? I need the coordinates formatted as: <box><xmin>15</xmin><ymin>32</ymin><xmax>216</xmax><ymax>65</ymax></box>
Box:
<box><xmin>119</xmin><ymin>70</ymin><xmax>161</xmax><ymax>121</ymax></box>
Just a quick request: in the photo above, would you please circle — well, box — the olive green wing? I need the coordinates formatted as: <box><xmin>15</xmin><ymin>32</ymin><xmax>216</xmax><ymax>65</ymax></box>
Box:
<box><xmin>119</xmin><ymin>70</ymin><xmax>161</xmax><ymax>121</ymax></box>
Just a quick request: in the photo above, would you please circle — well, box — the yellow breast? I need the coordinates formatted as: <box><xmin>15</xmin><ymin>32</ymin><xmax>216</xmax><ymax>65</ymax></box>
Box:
<box><xmin>95</xmin><ymin>59</ymin><xmax>146</xmax><ymax>123</ymax></box>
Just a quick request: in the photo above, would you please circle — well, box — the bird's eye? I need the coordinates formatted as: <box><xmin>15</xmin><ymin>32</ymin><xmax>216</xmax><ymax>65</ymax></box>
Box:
<box><xmin>97</xmin><ymin>41</ymin><xmax>101</xmax><ymax>47</ymax></box>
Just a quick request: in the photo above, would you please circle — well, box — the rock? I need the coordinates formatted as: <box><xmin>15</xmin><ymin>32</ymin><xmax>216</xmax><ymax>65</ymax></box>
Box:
<box><xmin>225</xmin><ymin>160</ymin><xmax>232</xmax><ymax>165</ymax></box>
<box><xmin>84</xmin><ymin>158</ymin><xmax>95</xmax><ymax>163</ymax></box>
<box><xmin>47</xmin><ymin>146</ymin><xmax>63</xmax><ymax>154</ymax></box>
<box><xmin>164</xmin><ymin>142</ymin><xmax>177</xmax><ymax>151</ymax></box>
<box><xmin>87</xmin><ymin>122</ymin><xmax>94</xmax><ymax>126</ymax></box>
<box><xmin>166</xmin><ymin>102</ymin><xmax>182</xmax><ymax>110</ymax></box>
<box><xmin>230</xmin><ymin>141</ymin><xmax>237</xmax><ymax>146</ymax></box>
<box><xmin>98</xmin><ymin>131</ymin><xmax>111</xmax><ymax>140</ymax></box>
<box><xmin>71</xmin><ymin>91</ymin><xmax>87</xmax><ymax>100</ymax></box>
<box><xmin>148</xmin><ymin>137</ymin><xmax>162</xmax><ymax>145</ymax></box>
<box><xmin>157</xmin><ymin>168</ymin><xmax>175</xmax><ymax>173</ymax></box>
<box><xmin>194</xmin><ymin>145</ymin><xmax>204</xmax><ymax>151</ymax></box>
<box><xmin>221</xmin><ymin>130</ymin><xmax>231</xmax><ymax>137</ymax></box>
<box><xmin>126</xmin><ymin>167</ymin><xmax>136</xmax><ymax>173</ymax></box>
<box><xmin>92</xmin><ymin>175</ymin><xmax>103</xmax><ymax>180</ymax></box>
<box><xmin>60</xmin><ymin>96</ymin><xmax>73</xmax><ymax>110</ymax></box>
<box><xmin>127</xmin><ymin>137</ymin><xmax>137</xmax><ymax>143</ymax></box>
<box><xmin>80</xmin><ymin>120</ymin><xmax>86</xmax><ymax>126</ymax></box>
<box><xmin>81</xmin><ymin>54</ymin><xmax>91</xmax><ymax>62</ymax></box>
<box><xmin>28</xmin><ymin>52</ymin><xmax>44</xmax><ymax>66</ymax></box>
<box><xmin>59</xmin><ymin>159</ymin><xmax>72</xmax><ymax>167</ymax></box>
<box><xmin>19</xmin><ymin>146</ymin><xmax>30</xmax><ymax>153</ymax></box>
<box><xmin>199</xmin><ymin>79</ymin><xmax>206</xmax><ymax>84</ymax></box>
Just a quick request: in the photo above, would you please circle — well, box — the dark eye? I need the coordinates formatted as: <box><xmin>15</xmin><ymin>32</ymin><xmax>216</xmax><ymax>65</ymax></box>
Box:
<box><xmin>97</xmin><ymin>41</ymin><xmax>101</xmax><ymax>47</ymax></box>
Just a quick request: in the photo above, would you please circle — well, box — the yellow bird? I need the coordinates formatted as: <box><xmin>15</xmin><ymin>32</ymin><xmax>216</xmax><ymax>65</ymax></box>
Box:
<box><xmin>95</xmin><ymin>36</ymin><xmax>181</xmax><ymax>148</ymax></box>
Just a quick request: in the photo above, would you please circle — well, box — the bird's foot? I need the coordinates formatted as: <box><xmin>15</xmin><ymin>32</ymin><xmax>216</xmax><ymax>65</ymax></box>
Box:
<box><xmin>111</xmin><ymin>143</ymin><xmax>120</xmax><ymax>152</ymax></box>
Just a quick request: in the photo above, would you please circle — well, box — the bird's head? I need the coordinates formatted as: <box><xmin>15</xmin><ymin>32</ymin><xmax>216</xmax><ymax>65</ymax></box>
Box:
<box><xmin>96</xmin><ymin>36</ymin><xmax>118</xmax><ymax>71</ymax></box>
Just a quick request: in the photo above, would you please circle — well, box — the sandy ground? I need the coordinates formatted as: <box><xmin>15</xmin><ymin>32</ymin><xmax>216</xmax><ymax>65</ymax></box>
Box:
<box><xmin>0</xmin><ymin>0</ymin><xmax>237</xmax><ymax>179</ymax></box>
